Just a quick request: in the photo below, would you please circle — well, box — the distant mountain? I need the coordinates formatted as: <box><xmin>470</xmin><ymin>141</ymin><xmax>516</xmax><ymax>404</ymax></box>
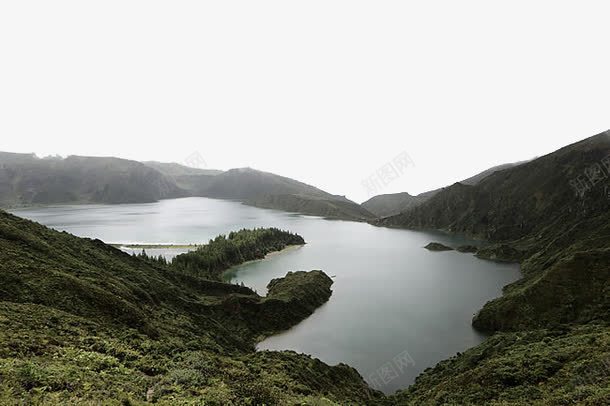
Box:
<box><xmin>142</xmin><ymin>161</ymin><xmax>223</xmax><ymax>196</ymax></box>
<box><xmin>142</xmin><ymin>161</ymin><xmax>223</xmax><ymax>177</ymax></box>
<box><xmin>0</xmin><ymin>154</ymin><xmax>373</xmax><ymax>220</ymax></box>
<box><xmin>250</xmin><ymin>193</ymin><xmax>376</xmax><ymax>220</ymax></box>
<box><xmin>361</xmin><ymin>192</ymin><xmax>425</xmax><ymax>218</ymax></box>
<box><xmin>0</xmin><ymin>153</ymin><xmax>183</xmax><ymax>207</ymax></box>
<box><xmin>202</xmin><ymin>168</ymin><xmax>330</xmax><ymax>200</ymax></box>
<box><xmin>201</xmin><ymin>168</ymin><xmax>376</xmax><ymax>220</ymax></box>
<box><xmin>362</xmin><ymin>161</ymin><xmax>527</xmax><ymax>218</ymax></box>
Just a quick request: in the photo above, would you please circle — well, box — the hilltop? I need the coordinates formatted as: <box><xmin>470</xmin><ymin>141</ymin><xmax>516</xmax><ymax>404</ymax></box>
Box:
<box><xmin>201</xmin><ymin>168</ymin><xmax>375</xmax><ymax>221</ymax></box>
<box><xmin>361</xmin><ymin>192</ymin><xmax>425</xmax><ymax>218</ymax></box>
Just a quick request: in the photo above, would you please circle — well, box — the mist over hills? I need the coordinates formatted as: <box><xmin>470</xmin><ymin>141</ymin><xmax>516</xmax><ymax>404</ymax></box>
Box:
<box><xmin>0</xmin><ymin>131</ymin><xmax>609</xmax><ymax>404</ymax></box>
<box><xmin>142</xmin><ymin>161</ymin><xmax>224</xmax><ymax>199</ymax></box>
<box><xmin>0</xmin><ymin>153</ymin><xmax>373</xmax><ymax>220</ymax></box>
<box><xmin>0</xmin><ymin>152</ymin><xmax>183</xmax><ymax>207</ymax></box>
<box><xmin>381</xmin><ymin>130</ymin><xmax>610</xmax><ymax>405</ymax></box>
<box><xmin>0</xmin><ymin>149</ymin><xmax>529</xmax><ymax>222</ymax></box>
<box><xmin>146</xmin><ymin>164</ymin><xmax>375</xmax><ymax>220</ymax></box>
<box><xmin>142</xmin><ymin>161</ymin><xmax>224</xmax><ymax>177</ymax></box>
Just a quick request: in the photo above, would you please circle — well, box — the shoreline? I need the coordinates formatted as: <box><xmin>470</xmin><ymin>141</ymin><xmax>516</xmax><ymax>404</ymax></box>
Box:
<box><xmin>111</xmin><ymin>243</ymin><xmax>201</xmax><ymax>249</ymax></box>
<box><xmin>221</xmin><ymin>244</ymin><xmax>305</xmax><ymax>282</ymax></box>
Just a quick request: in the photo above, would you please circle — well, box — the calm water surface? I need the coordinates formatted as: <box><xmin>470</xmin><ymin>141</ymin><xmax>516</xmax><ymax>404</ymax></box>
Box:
<box><xmin>11</xmin><ymin>197</ymin><xmax>520</xmax><ymax>394</ymax></box>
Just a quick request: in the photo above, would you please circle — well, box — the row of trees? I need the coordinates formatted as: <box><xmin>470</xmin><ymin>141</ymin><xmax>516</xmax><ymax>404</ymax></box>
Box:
<box><xmin>135</xmin><ymin>250</ymin><xmax>168</xmax><ymax>265</ymax></box>
<box><xmin>135</xmin><ymin>228</ymin><xmax>305</xmax><ymax>281</ymax></box>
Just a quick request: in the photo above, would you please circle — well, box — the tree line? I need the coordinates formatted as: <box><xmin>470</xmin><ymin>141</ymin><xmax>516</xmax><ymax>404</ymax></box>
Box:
<box><xmin>135</xmin><ymin>227</ymin><xmax>305</xmax><ymax>280</ymax></box>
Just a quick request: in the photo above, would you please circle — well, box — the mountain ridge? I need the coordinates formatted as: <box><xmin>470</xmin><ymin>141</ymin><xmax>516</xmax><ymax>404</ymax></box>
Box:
<box><xmin>1</xmin><ymin>131</ymin><xmax>609</xmax><ymax>404</ymax></box>
<box><xmin>362</xmin><ymin>161</ymin><xmax>528</xmax><ymax>218</ymax></box>
<box><xmin>0</xmin><ymin>153</ymin><xmax>373</xmax><ymax>220</ymax></box>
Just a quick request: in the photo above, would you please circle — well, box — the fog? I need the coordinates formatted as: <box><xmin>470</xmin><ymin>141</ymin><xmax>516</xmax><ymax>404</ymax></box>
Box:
<box><xmin>1</xmin><ymin>1</ymin><xmax>609</xmax><ymax>202</ymax></box>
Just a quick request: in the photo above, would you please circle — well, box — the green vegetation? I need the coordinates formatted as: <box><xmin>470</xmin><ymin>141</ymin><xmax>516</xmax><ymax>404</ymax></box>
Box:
<box><xmin>249</xmin><ymin>193</ymin><xmax>376</xmax><ymax>221</ymax></box>
<box><xmin>376</xmin><ymin>132</ymin><xmax>610</xmax><ymax>404</ymax></box>
<box><xmin>0</xmin><ymin>211</ymin><xmax>379</xmax><ymax>404</ymax></box>
<box><xmin>170</xmin><ymin>228</ymin><xmax>305</xmax><ymax>280</ymax></box>
<box><xmin>142</xmin><ymin>161</ymin><xmax>223</xmax><ymax>196</ymax></box>
<box><xmin>362</xmin><ymin>162</ymin><xmax>524</xmax><ymax>218</ymax></box>
<box><xmin>385</xmin><ymin>325</ymin><xmax>609</xmax><ymax>405</ymax></box>
<box><xmin>2</xmin><ymin>133</ymin><xmax>608</xmax><ymax>404</ymax></box>
<box><xmin>135</xmin><ymin>250</ymin><xmax>170</xmax><ymax>266</ymax></box>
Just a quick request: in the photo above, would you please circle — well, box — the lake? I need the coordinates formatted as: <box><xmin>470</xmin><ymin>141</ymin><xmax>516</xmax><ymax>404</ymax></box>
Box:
<box><xmin>11</xmin><ymin>197</ymin><xmax>521</xmax><ymax>394</ymax></box>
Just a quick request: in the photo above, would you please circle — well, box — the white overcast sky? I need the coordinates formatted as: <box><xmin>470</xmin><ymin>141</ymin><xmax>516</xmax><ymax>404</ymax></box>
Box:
<box><xmin>1</xmin><ymin>1</ymin><xmax>609</xmax><ymax>203</ymax></box>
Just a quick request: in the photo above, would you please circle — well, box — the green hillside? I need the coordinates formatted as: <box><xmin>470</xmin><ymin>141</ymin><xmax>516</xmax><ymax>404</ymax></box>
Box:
<box><xmin>1</xmin><ymin>132</ymin><xmax>608</xmax><ymax>405</ymax></box>
<box><xmin>0</xmin><ymin>211</ymin><xmax>379</xmax><ymax>404</ymax></box>
<box><xmin>376</xmin><ymin>132</ymin><xmax>610</xmax><ymax>405</ymax></box>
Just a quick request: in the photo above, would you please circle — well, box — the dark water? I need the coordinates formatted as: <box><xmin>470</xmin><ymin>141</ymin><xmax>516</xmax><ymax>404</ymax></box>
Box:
<box><xmin>11</xmin><ymin>197</ymin><xmax>520</xmax><ymax>394</ymax></box>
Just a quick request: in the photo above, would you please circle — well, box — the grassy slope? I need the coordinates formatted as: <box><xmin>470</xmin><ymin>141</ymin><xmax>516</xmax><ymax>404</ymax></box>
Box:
<box><xmin>386</xmin><ymin>325</ymin><xmax>609</xmax><ymax>405</ymax></box>
<box><xmin>378</xmin><ymin>133</ymin><xmax>609</xmax><ymax>241</ymax></box>
<box><xmin>0</xmin><ymin>211</ymin><xmax>379</xmax><ymax>404</ymax></box>
<box><xmin>2</xmin><ymin>133</ymin><xmax>608</xmax><ymax>405</ymax></box>
<box><xmin>376</xmin><ymin>132</ymin><xmax>610</xmax><ymax>405</ymax></box>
